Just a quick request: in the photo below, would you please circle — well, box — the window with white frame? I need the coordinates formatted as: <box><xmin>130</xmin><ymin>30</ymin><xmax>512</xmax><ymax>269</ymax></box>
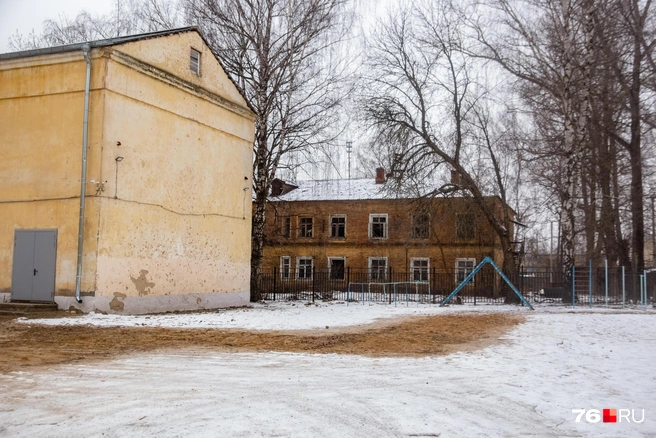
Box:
<box><xmin>297</xmin><ymin>257</ymin><xmax>313</xmax><ymax>279</ymax></box>
<box><xmin>411</xmin><ymin>258</ymin><xmax>429</xmax><ymax>282</ymax></box>
<box><xmin>328</xmin><ymin>257</ymin><xmax>345</xmax><ymax>280</ymax></box>
<box><xmin>299</xmin><ymin>217</ymin><xmax>313</xmax><ymax>238</ymax></box>
<box><xmin>280</xmin><ymin>256</ymin><xmax>291</xmax><ymax>280</ymax></box>
<box><xmin>455</xmin><ymin>258</ymin><xmax>476</xmax><ymax>284</ymax></box>
<box><xmin>368</xmin><ymin>257</ymin><xmax>387</xmax><ymax>280</ymax></box>
<box><xmin>190</xmin><ymin>48</ymin><xmax>201</xmax><ymax>75</ymax></box>
<box><xmin>330</xmin><ymin>215</ymin><xmax>346</xmax><ymax>238</ymax></box>
<box><xmin>369</xmin><ymin>214</ymin><xmax>388</xmax><ymax>239</ymax></box>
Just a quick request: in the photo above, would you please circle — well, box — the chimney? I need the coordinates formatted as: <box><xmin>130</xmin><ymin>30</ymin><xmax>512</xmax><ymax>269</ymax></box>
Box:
<box><xmin>375</xmin><ymin>167</ymin><xmax>386</xmax><ymax>184</ymax></box>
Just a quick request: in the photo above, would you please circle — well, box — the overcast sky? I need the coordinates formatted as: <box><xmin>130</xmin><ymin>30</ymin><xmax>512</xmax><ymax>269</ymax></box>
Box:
<box><xmin>0</xmin><ymin>0</ymin><xmax>115</xmax><ymax>53</ymax></box>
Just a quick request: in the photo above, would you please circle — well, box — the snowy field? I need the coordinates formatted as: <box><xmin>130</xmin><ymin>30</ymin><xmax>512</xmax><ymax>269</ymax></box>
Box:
<box><xmin>15</xmin><ymin>300</ymin><xmax>653</xmax><ymax>330</ymax></box>
<box><xmin>1</xmin><ymin>303</ymin><xmax>655</xmax><ymax>437</ymax></box>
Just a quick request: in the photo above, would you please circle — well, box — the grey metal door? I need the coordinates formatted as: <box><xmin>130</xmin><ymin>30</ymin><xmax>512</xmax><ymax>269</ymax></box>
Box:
<box><xmin>11</xmin><ymin>229</ymin><xmax>57</xmax><ymax>302</ymax></box>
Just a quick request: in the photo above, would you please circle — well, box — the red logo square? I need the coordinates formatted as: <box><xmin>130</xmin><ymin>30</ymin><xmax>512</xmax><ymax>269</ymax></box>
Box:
<box><xmin>603</xmin><ymin>409</ymin><xmax>617</xmax><ymax>423</ymax></box>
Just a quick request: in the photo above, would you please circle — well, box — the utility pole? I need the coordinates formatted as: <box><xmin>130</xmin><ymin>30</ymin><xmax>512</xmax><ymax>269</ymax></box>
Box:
<box><xmin>345</xmin><ymin>141</ymin><xmax>353</xmax><ymax>180</ymax></box>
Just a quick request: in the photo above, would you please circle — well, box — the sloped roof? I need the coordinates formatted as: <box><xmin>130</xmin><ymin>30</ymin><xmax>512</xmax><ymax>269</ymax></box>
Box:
<box><xmin>271</xmin><ymin>178</ymin><xmax>409</xmax><ymax>202</ymax></box>
<box><xmin>0</xmin><ymin>27</ymin><xmax>198</xmax><ymax>60</ymax></box>
<box><xmin>0</xmin><ymin>26</ymin><xmax>256</xmax><ymax>115</ymax></box>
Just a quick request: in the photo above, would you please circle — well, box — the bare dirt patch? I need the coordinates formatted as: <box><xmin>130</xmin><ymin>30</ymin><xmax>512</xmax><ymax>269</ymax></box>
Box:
<box><xmin>0</xmin><ymin>313</ymin><xmax>523</xmax><ymax>373</ymax></box>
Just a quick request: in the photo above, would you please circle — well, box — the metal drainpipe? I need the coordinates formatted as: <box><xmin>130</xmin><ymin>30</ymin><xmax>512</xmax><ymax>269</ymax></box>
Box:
<box><xmin>75</xmin><ymin>44</ymin><xmax>92</xmax><ymax>304</ymax></box>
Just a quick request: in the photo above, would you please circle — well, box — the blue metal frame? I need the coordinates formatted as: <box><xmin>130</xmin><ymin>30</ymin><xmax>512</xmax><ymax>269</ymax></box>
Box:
<box><xmin>439</xmin><ymin>257</ymin><xmax>534</xmax><ymax>310</ymax></box>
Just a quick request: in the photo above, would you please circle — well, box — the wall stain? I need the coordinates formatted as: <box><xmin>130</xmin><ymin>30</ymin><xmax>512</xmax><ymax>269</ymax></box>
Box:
<box><xmin>109</xmin><ymin>292</ymin><xmax>126</xmax><ymax>311</ymax></box>
<box><xmin>130</xmin><ymin>270</ymin><xmax>155</xmax><ymax>296</ymax></box>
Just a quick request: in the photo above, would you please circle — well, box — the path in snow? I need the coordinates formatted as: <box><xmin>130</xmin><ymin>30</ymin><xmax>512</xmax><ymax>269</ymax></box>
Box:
<box><xmin>1</xmin><ymin>309</ymin><xmax>654</xmax><ymax>437</ymax></box>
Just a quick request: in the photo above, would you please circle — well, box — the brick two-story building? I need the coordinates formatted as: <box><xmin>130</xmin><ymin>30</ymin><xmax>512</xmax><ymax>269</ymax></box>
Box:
<box><xmin>261</xmin><ymin>169</ymin><xmax>515</xmax><ymax>287</ymax></box>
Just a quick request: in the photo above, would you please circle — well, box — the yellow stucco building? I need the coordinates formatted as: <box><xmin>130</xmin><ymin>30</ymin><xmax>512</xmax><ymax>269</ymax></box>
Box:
<box><xmin>0</xmin><ymin>28</ymin><xmax>256</xmax><ymax>313</ymax></box>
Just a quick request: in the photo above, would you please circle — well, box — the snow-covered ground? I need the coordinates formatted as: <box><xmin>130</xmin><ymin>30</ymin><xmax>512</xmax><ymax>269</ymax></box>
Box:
<box><xmin>16</xmin><ymin>300</ymin><xmax>655</xmax><ymax>330</ymax></box>
<box><xmin>2</xmin><ymin>305</ymin><xmax>655</xmax><ymax>437</ymax></box>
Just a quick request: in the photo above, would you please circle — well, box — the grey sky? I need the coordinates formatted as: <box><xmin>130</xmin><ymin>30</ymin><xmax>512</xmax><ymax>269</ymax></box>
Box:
<box><xmin>0</xmin><ymin>0</ymin><xmax>114</xmax><ymax>53</ymax></box>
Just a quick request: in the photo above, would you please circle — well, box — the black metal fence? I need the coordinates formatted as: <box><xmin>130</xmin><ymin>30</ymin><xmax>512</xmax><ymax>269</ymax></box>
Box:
<box><xmin>256</xmin><ymin>265</ymin><xmax>656</xmax><ymax>307</ymax></box>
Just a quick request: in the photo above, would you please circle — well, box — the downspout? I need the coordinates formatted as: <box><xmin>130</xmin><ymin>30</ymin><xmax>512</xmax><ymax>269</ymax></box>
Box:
<box><xmin>75</xmin><ymin>44</ymin><xmax>92</xmax><ymax>304</ymax></box>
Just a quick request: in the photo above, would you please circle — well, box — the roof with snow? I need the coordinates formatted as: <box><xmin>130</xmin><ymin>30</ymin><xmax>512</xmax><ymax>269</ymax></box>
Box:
<box><xmin>271</xmin><ymin>178</ymin><xmax>413</xmax><ymax>202</ymax></box>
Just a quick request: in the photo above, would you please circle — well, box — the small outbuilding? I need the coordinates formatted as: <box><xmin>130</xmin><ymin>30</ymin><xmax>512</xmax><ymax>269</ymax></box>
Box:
<box><xmin>0</xmin><ymin>27</ymin><xmax>256</xmax><ymax>313</ymax></box>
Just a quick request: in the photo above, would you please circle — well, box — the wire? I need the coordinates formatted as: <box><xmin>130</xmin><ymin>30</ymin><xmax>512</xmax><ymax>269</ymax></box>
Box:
<box><xmin>0</xmin><ymin>194</ymin><xmax>247</xmax><ymax>220</ymax></box>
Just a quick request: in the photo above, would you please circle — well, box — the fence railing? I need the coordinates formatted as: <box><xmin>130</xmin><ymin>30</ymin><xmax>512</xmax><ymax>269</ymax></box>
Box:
<box><xmin>255</xmin><ymin>265</ymin><xmax>655</xmax><ymax>307</ymax></box>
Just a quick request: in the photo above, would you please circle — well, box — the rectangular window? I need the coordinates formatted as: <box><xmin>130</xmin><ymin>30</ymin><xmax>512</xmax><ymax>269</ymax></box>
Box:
<box><xmin>456</xmin><ymin>213</ymin><xmax>475</xmax><ymax>239</ymax></box>
<box><xmin>369</xmin><ymin>214</ymin><xmax>388</xmax><ymax>239</ymax></box>
<box><xmin>297</xmin><ymin>257</ymin><xmax>313</xmax><ymax>279</ymax></box>
<box><xmin>328</xmin><ymin>257</ymin><xmax>345</xmax><ymax>280</ymax></box>
<box><xmin>411</xmin><ymin>258</ymin><xmax>429</xmax><ymax>282</ymax></box>
<box><xmin>412</xmin><ymin>214</ymin><xmax>430</xmax><ymax>239</ymax></box>
<box><xmin>368</xmin><ymin>257</ymin><xmax>387</xmax><ymax>281</ymax></box>
<box><xmin>299</xmin><ymin>217</ymin><xmax>313</xmax><ymax>238</ymax></box>
<box><xmin>455</xmin><ymin>258</ymin><xmax>476</xmax><ymax>284</ymax></box>
<box><xmin>330</xmin><ymin>215</ymin><xmax>346</xmax><ymax>238</ymax></box>
<box><xmin>280</xmin><ymin>256</ymin><xmax>291</xmax><ymax>280</ymax></box>
<box><xmin>190</xmin><ymin>48</ymin><xmax>201</xmax><ymax>75</ymax></box>
<box><xmin>282</xmin><ymin>217</ymin><xmax>291</xmax><ymax>238</ymax></box>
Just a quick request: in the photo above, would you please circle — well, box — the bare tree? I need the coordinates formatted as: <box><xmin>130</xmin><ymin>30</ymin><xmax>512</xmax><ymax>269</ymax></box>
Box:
<box><xmin>7</xmin><ymin>0</ymin><xmax>184</xmax><ymax>51</ymax></box>
<box><xmin>360</xmin><ymin>3</ymin><xmax>522</xmax><ymax>300</ymax></box>
<box><xmin>469</xmin><ymin>0</ymin><xmax>654</xmax><ymax>277</ymax></box>
<box><xmin>185</xmin><ymin>0</ymin><xmax>350</xmax><ymax>300</ymax></box>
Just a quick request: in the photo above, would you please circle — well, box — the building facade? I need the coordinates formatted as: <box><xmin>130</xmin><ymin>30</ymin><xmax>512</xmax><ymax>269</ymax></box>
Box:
<box><xmin>0</xmin><ymin>28</ymin><xmax>255</xmax><ymax>313</ymax></box>
<box><xmin>262</xmin><ymin>170</ymin><xmax>514</xmax><ymax>288</ymax></box>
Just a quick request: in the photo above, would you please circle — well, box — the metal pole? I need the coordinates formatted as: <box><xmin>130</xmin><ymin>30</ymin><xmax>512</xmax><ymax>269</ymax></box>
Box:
<box><xmin>74</xmin><ymin>44</ymin><xmax>92</xmax><ymax>305</ymax></box>
<box><xmin>622</xmin><ymin>266</ymin><xmax>626</xmax><ymax>308</ymax></box>
<box><xmin>394</xmin><ymin>284</ymin><xmax>397</xmax><ymax>307</ymax></box>
<box><xmin>652</xmin><ymin>196</ymin><xmax>655</xmax><ymax>265</ymax></box>
<box><xmin>572</xmin><ymin>266</ymin><xmax>576</xmax><ymax>308</ymax></box>
<box><xmin>645</xmin><ymin>273</ymin><xmax>648</xmax><ymax>309</ymax></box>
<box><xmin>406</xmin><ymin>283</ymin><xmax>409</xmax><ymax>307</ymax></box>
<box><xmin>589</xmin><ymin>259</ymin><xmax>592</xmax><ymax>308</ymax></box>
<box><xmin>605</xmin><ymin>259</ymin><xmax>609</xmax><ymax>308</ymax></box>
<box><xmin>273</xmin><ymin>266</ymin><xmax>277</xmax><ymax>301</ymax></box>
<box><xmin>312</xmin><ymin>266</ymin><xmax>315</xmax><ymax>303</ymax></box>
<box><xmin>347</xmin><ymin>267</ymin><xmax>350</xmax><ymax>302</ymax></box>
<box><xmin>550</xmin><ymin>221</ymin><xmax>554</xmax><ymax>276</ymax></box>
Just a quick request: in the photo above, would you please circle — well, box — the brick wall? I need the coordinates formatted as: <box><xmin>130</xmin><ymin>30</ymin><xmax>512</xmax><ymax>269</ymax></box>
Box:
<box><xmin>261</xmin><ymin>197</ymin><xmax>511</xmax><ymax>275</ymax></box>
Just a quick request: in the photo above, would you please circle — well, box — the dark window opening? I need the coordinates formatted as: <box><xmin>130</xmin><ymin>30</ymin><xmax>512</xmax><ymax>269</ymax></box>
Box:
<box><xmin>412</xmin><ymin>214</ymin><xmax>430</xmax><ymax>239</ymax></box>
<box><xmin>330</xmin><ymin>216</ymin><xmax>346</xmax><ymax>238</ymax></box>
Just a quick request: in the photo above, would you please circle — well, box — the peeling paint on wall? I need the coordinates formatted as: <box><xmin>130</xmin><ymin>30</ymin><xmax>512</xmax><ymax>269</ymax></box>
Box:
<box><xmin>109</xmin><ymin>292</ymin><xmax>126</xmax><ymax>311</ymax></box>
<box><xmin>130</xmin><ymin>270</ymin><xmax>155</xmax><ymax>296</ymax></box>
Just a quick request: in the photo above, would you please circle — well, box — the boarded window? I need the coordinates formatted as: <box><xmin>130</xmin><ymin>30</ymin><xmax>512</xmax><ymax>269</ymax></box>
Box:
<box><xmin>456</xmin><ymin>213</ymin><xmax>475</xmax><ymax>239</ymax></box>
<box><xmin>330</xmin><ymin>215</ymin><xmax>346</xmax><ymax>238</ymax></box>
<box><xmin>282</xmin><ymin>217</ymin><xmax>291</xmax><ymax>238</ymax></box>
<box><xmin>190</xmin><ymin>48</ymin><xmax>201</xmax><ymax>75</ymax></box>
